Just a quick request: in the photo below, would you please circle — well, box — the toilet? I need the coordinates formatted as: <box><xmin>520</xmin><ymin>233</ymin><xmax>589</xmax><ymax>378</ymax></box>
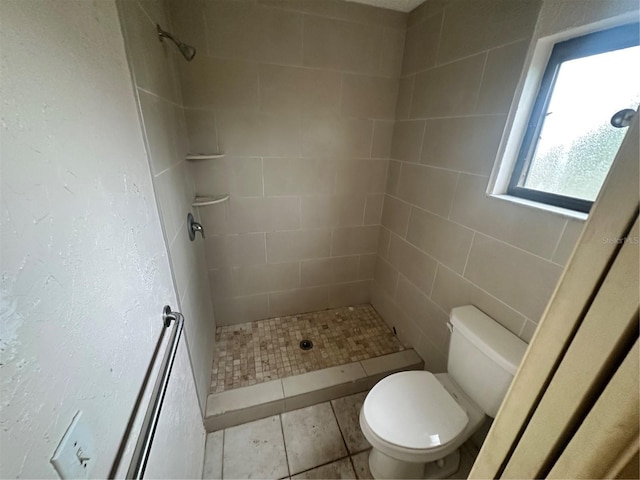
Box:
<box><xmin>359</xmin><ymin>305</ymin><xmax>528</xmax><ymax>479</ymax></box>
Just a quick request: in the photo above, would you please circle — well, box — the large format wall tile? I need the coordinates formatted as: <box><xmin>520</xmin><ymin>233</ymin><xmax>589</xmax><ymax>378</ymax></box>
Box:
<box><xmin>300</xmin><ymin>256</ymin><xmax>360</xmax><ymax>287</ymax></box>
<box><xmin>390</xmin><ymin>120</ymin><xmax>425</xmax><ymax>162</ymax></box>
<box><xmin>301</xmin><ymin>195</ymin><xmax>367</xmax><ymax>228</ymax></box>
<box><xmin>449</xmin><ymin>173</ymin><xmax>567</xmax><ymax>258</ymax></box>
<box><xmin>396</xmin><ymin>163</ymin><xmax>458</xmax><ymax>217</ymax></box>
<box><xmin>216</xmin><ymin>110</ymin><xmax>301</xmax><ymax>156</ymax></box>
<box><xmin>475</xmin><ymin>39</ymin><xmax>530</xmax><ymax>115</ymax></box>
<box><xmin>436</xmin><ymin>0</ymin><xmax>540</xmax><ymax>64</ymax></box>
<box><xmin>263</xmin><ymin>158</ymin><xmax>336</xmax><ymax>196</ymax></box>
<box><xmin>259</xmin><ymin>64</ymin><xmax>341</xmax><ymax>115</ymax></box>
<box><xmin>179</xmin><ymin>57</ymin><xmax>259</xmax><ymax>110</ymax></box>
<box><xmin>259</xmin><ymin>0</ymin><xmax>406</xmax><ymax>30</ymax></box>
<box><xmin>205</xmin><ymin>1</ymin><xmax>303</xmax><ymax>65</ymax></box>
<box><xmin>267</xmin><ymin>230</ymin><xmax>332</xmax><ymax>263</ymax></box>
<box><xmin>341</xmin><ymin>74</ymin><xmax>399</xmax><ymax>119</ymax></box>
<box><xmin>303</xmin><ymin>16</ymin><xmax>384</xmax><ymax>74</ymax></box>
<box><xmin>410</xmin><ymin>53</ymin><xmax>485</xmax><ymax>118</ymax></box>
<box><xmin>431</xmin><ymin>264</ymin><xmax>527</xmax><ymax>336</ymax></box>
<box><xmin>402</xmin><ymin>12</ymin><xmax>442</xmax><ymax>75</ymax></box>
<box><xmin>191</xmin><ymin>157</ymin><xmax>263</xmax><ymax>197</ymax></box>
<box><xmin>420</xmin><ymin>116</ymin><xmax>507</xmax><ymax>175</ymax></box>
<box><xmin>464</xmin><ymin>234</ymin><xmax>563</xmax><ymax>321</ymax></box>
<box><xmin>387</xmin><ymin>234</ymin><xmax>438</xmax><ymax>295</ymax></box>
<box><xmin>119</xmin><ymin>0</ymin><xmax>182</xmax><ymax>103</ymax></box>
<box><xmin>406</xmin><ymin>208</ymin><xmax>474</xmax><ymax>274</ymax></box>
<box><xmin>381</xmin><ymin>195</ymin><xmax>411</xmax><ymax>237</ymax></box>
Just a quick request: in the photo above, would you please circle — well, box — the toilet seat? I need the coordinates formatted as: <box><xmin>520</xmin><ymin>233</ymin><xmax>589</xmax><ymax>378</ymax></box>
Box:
<box><xmin>362</xmin><ymin>371</ymin><xmax>468</xmax><ymax>450</ymax></box>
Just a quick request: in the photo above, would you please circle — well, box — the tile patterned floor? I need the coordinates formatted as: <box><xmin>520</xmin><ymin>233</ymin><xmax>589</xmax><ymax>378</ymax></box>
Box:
<box><xmin>210</xmin><ymin>304</ymin><xmax>404</xmax><ymax>393</ymax></box>
<box><xmin>202</xmin><ymin>391</ymin><xmax>479</xmax><ymax>479</ymax></box>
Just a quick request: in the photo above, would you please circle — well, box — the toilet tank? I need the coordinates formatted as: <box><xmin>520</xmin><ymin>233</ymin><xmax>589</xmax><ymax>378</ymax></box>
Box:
<box><xmin>448</xmin><ymin>306</ymin><xmax>528</xmax><ymax>417</ymax></box>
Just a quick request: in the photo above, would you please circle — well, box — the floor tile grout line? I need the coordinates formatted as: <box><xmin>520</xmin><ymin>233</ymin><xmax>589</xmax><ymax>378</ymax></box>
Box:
<box><xmin>348</xmin><ymin>454</ymin><xmax>359</xmax><ymax>480</ymax></box>
<box><xmin>289</xmin><ymin>453</ymin><xmax>353</xmax><ymax>478</ymax></box>
<box><xmin>278</xmin><ymin>414</ymin><xmax>292</xmax><ymax>479</ymax></box>
<box><xmin>329</xmin><ymin>399</ymin><xmax>352</xmax><ymax>459</ymax></box>
<box><xmin>220</xmin><ymin>429</ymin><xmax>225</xmax><ymax>480</ymax></box>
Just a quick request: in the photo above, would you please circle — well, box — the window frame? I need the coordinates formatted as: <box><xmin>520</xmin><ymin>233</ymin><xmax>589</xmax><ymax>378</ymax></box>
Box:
<box><xmin>508</xmin><ymin>22</ymin><xmax>640</xmax><ymax>214</ymax></box>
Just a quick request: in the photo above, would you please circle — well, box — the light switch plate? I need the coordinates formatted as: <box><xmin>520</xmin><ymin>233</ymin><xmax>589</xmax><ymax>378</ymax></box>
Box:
<box><xmin>50</xmin><ymin>411</ymin><xmax>96</xmax><ymax>479</ymax></box>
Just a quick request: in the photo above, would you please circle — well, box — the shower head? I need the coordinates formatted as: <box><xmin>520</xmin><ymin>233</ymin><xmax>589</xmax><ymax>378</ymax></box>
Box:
<box><xmin>156</xmin><ymin>24</ymin><xmax>196</xmax><ymax>61</ymax></box>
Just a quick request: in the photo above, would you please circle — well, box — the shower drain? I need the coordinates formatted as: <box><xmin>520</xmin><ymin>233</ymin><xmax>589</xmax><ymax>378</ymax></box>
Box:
<box><xmin>299</xmin><ymin>340</ymin><xmax>313</xmax><ymax>351</ymax></box>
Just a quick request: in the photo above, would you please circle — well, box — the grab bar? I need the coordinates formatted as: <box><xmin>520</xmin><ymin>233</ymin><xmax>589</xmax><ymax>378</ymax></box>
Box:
<box><xmin>126</xmin><ymin>305</ymin><xmax>184</xmax><ymax>479</ymax></box>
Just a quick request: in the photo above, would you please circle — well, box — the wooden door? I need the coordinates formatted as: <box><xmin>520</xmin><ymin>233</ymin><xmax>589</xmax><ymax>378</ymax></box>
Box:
<box><xmin>470</xmin><ymin>115</ymin><xmax>639</xmax><ymax>478</ymax></box>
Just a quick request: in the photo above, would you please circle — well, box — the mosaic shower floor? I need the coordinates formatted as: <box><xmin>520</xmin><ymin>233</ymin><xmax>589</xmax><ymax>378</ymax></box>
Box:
<box><xmin>210</xmin><ymin>304</ymin><xmax>404</xmax><ymax>394</ymax></box>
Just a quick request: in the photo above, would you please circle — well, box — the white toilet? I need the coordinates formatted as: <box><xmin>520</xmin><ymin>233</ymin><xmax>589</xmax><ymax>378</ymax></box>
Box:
<box><xmin>359</xmin><ymin>305</ymin><xmax>528</xmax><ymax>479</ymax></box>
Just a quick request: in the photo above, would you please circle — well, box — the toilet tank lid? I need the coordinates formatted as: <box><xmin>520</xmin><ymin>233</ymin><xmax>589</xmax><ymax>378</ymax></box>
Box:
<box><xmin>450</xmin><ymin>306</ymin><xmax>528</xmax><ymax>375</ymax></box>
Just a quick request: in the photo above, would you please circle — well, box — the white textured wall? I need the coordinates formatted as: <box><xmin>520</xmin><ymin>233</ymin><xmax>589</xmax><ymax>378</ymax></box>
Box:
<box><xmin>0</xmin><ymin>1</ymin><xmax>204</xmax><ymax>477</ymax></box>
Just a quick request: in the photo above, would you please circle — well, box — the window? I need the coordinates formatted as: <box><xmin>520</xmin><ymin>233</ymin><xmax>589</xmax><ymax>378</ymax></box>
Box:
<box><xmin>509</xmin><ymin>22</ymin><xmax>640</xmax><ymax>213</ymax></box>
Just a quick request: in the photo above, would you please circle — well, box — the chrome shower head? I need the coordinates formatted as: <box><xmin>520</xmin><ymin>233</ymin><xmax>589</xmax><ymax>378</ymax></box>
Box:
<box><xmin>156</xmin><ymin>24</ymin><xmax>196</xmax><ymax>61</ymax></box>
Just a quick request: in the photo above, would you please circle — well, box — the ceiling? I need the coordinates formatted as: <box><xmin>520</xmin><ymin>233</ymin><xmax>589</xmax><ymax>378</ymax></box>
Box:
<box><xmin>345</xmin><ymin>0</ymin><xmax>425</xmax><ymax>12</ymax></box>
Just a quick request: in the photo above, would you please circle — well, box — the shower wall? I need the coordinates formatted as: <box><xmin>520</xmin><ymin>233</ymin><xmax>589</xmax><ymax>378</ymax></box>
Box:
<box><xmin>168</xmin><ymin>0</ymin><xmax>407</xmax><ymax>325</ymax></box>
<box><xmin>118</xmin><ymin>0</ymin><xmax>215</xmax><ymax>410</ymax></box>
<box><xmin>371</xmin><ymin>0</ymin><xmax>589</xmax><ymax>370</ymax></box>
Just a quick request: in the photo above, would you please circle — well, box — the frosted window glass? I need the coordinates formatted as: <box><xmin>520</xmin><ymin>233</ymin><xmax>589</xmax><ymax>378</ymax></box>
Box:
<box><xmin>523</xmin><ymin>45</ymin><xmax>640</xmax><ymax>201</ymax></box>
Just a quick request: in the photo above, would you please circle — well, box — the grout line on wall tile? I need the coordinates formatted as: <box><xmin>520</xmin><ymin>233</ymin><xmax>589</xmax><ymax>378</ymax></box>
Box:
<box><xmin>435</xmin><ymin>262</ymin><xmax>529</xmax><ymax>324</ymax></box>
<box><xmin>393</xmin><ymin>271</ymin><xmax>400</xmax><ymax>300</ymax></box>
<box><xmin>338</xmin><ymin>73</ymin><xmax>345</xmax><ymax>115</ymax></box>
<box><xmin>405</xmin><ymin>74</ymin><xmax>416</xmax><ymax>119</ymax></box>
<box><xmin>517</xmin><ymin>317</ymin><xmax>528</xmax><ymax>338</ymax></box>
<box><xmin>376</xmin><ymin>28</ymin><xmax>386</xmax><ymax>74</ymax></box>
<box><xmin>361</xmin><ymin>195</ymin><xmax>369</xmax><ymax>225</ymax></box>
<box><xmin>392</xmin><ymin>159</ymin><xmax>490</xmax><ymax>178</ymax></box>
<box><xmin>426</xmin><ymin>36</ymin><xmax>531</xmax><ymax>73</ymax></box>
<box><xmin>447</xmin><ymin>172</ymin><xmax>461</xmax><ymax>220</ymax></box>
<box><xmin>368</xmin><ymin>120</ymin><xmax>376</xmax><ymax>159</ymax></box>
<box><xmin>136</xmin><ymin>86</ymin><xmax>184</xmax><ymax>109</ymax></box>
<box><xmin>263</xmin><ymin>230</ymin><xmax>269</xmax><ymax>264</ymax></box>
<box><xmin>385</xmin><ymin>192</ymin><xmax>562</xmax><ymax>265</ymax></box>
<box><xmin>549</xmin><ymin>219</ymin><xmax>568</xmax><ymax>262</ymax></box>
<box><xmin>433</xmin><ymin>9</ymin><xmax>447</xmax><ymax>67</ymax></box>
<box><xmin>212</xmin><ymin>111</ymin><xmax>220</xmax><ymax>154</ymax></box>
<box><xmin>201</xmin><ymin>8</ymin><xmax>211</xmax><ymax>57</ymax></box>
<box><xmin>260</xmin><ymin>157</ymin><xmax>265</xmax><ymax>197</ymax></box>
<box><xmin>461</xmin><ymin>232</ymin><xmax>475</xmax><ymax>277</ymax></box>
<box><xmin>429</xmin><ymin>263</ymin><xmax>440</xmax><ymax>299</ymax></box>
<box><xmin>417</xmin><ymin>120</ymin><xmax>427</xmax><ymax>162</ymax></box>
<box><xmin>473</xmin><ymin>52</ymin><xmax>490</xmax><ymax>113</ymax></box>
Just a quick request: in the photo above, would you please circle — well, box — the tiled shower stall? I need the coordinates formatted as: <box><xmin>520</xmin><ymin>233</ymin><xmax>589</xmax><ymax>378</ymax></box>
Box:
<box><xmin>118</xmin><ymin>0</ymin><xmax>591</xmax><ymax>419</ymax></box>
<box><xmin>5</xmin><ymin>0</ymin><xmax>638</xmax><ymax>477</ymax></box>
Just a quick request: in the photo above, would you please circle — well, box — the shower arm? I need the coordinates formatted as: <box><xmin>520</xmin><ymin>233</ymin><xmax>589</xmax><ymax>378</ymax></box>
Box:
<box><xmin>156</xmin><ymin>24</ymin><xmax>196</xmax><ymax>61</ymax></box>
<box><xmin>156</xmin><ymin>25</ymin><xmax>178</xmax><ymax>45</ymax></box>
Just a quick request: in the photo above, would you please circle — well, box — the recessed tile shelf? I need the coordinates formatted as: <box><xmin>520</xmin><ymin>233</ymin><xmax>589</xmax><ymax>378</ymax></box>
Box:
<box><xmin>192</xmin><ymin>194</ymin><xmax>230</xmax><ymax>207</ymax></box>
<box><xmin>185</xmin><ymin>153</ymin><xmax>224</xmax><ymax>161</ymax></box>
<box><xmin>204</xmin><ymin>349</ymin><xmax>424</xmax><ymax>432</ymax></box>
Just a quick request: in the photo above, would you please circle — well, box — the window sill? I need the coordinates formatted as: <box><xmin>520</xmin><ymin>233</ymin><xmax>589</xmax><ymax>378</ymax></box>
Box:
<box><xmin>491</xmin><ymin>194</ymin><xmax>589</xmax><ymax>221</ymax></box>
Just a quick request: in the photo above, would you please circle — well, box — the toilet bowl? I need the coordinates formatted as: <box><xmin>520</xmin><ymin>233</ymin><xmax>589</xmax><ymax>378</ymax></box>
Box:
<box><xmin>359</xmin><ymin>306</ymin><xmax>527</xmax><ymax>479</ymax></box>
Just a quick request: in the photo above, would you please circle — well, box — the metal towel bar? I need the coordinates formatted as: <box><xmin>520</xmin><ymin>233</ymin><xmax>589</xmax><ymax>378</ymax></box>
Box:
<box><xmin>126</xmin><ymin>305</ymin><xmax>184</xmax><ymax>479</ymax></box>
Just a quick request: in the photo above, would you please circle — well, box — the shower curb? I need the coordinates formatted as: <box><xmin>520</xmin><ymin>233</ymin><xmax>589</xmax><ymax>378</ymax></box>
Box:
<box><xmin>204</xmin><ymin>349</ymin><xmax>424</xmax><ymax>432</ymax></box>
